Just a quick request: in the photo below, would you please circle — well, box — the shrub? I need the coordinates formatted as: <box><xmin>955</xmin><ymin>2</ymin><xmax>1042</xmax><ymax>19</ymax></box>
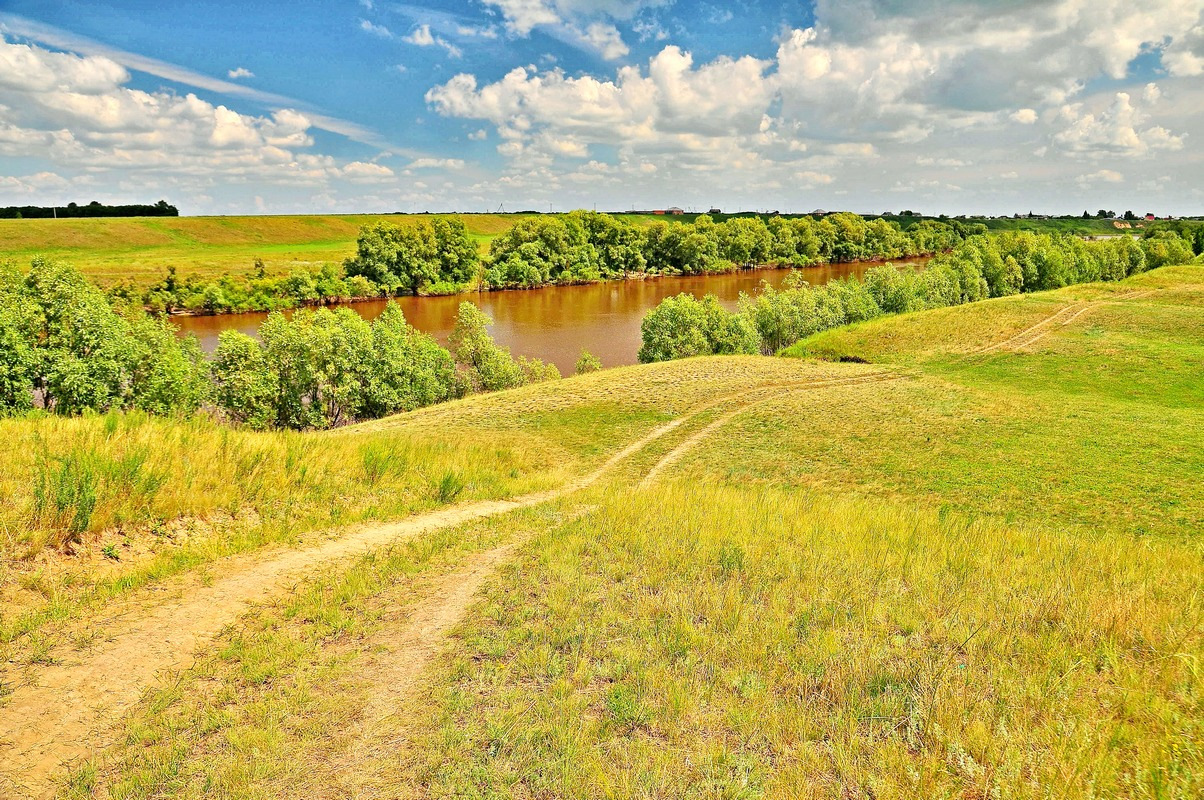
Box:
<box><xmin>638</xmin><ymin>294</ymin><xmax>759</xmax><ymax>363</ymax></box>
<box><xmin>575</xmin><ymin>350</ymin><xmax>602</xmax><ymax>375</ymax></box>
<box><xmin>449</xmin><ymin>303</ymin><xmax>526</xmax><ymax>392</ymax></box>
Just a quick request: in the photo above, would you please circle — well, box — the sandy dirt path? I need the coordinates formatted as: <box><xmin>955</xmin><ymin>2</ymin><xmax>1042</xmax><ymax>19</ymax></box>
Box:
<box><xmin>0</xmin><ymin>412</ymin><xmax>694</xmax><ymax>797</ymax></box>
<box><xmin>639</xmin><ymin>373</ymin><xmax>903</xmax><ymax>488</ymax></box>
<box><xmin>0</xmin><ymin>370</ymin><xmax>872</xmax><ymax>797</ymax></box>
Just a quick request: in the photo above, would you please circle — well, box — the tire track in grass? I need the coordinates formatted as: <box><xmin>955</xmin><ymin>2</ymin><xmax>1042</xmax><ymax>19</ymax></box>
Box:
<box><xmin>1015</xmin><ymin>289</ymin><xmax>1154</xmax><ymax>350</ymax></box>
<box><xmin>0</xmin><ymin>367</ymin><xmax>879</xmax><ymax>798</ymax></box>
<box><xmin>639</xmin><ymin>373</ymin><xmax>906</xmax><ymax>488</ymax></box>
<box><xmin>965</xmin><ymin>288</ymin><xmax>1156</xmax><ymax>358</ymax></box>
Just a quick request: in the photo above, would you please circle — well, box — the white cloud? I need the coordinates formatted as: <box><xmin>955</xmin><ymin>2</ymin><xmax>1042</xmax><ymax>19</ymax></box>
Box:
<box><xmin>341</xmin><ymin>161</ymin><xmax>395</xmax><ymax>182</ymax></box>
<box><xmin>404</xmin><ymin>24</ymin><xmax>435</xmax><ymax>46</ymax></box>
<box><xmin>0</xmin><ymin>36</ymin><xmax>411</xmax><ymax>203</ymax></box>
<box><xmin>479</xmin><ymin>0</ymin><xmax>670</xmax><ymax>59</ymax></box>
<box><xmin>795</xmin><ymin>170</ymin><xmax>834</xmax><ymax>185</ymax></box>
<box><xmin>227</xmin><ymin>66</ymin><xmax>254</xmax><ymax>80</ymax></box>
<box><xmin>483</xmin><ymin>0</ymin><xmax>561</xmax><ymax>35</ymax></box>
<box><xmin>1054</xmin><ymin>92</ymin><xmax>1186</xmax><ymax>157</ymax></box>
<box><xmin>358</xmin><ymin>18</ymin><xmax>392</xmax><ymax>37</ymax></box>
<box><xmin>359</xmin><ymin>19</ymin><xmax>393</xmax><ymax>38</ymax></box>
<box><xmin>1076</xmin><ymin>169</ymin><xmax>1125</xmax><ymax>186</ymax></box>
<box><xmin>403</xmin><ymin>24</ymin><xmax>464</xmax><ymax>58</ymax></box>
<box><xmin>916</xmin><ymin>156</ymin><xmax>970</xmax><ymax>167</ymax></box>
<box><xmin>407</xmin><ymin>157</ymin><xmax>466</xmax><ymax>169</ymax></box>
<box><xmin>580</xmin><ymin>22</ymin><xmax>628</xmax><ymax>60</ymax></box>
<box><xmin>1012</xmin><ymin>108</ymin><xmax>1038</xmax><ymax>124</ymax></box>
<box><xmin>0</xmin><ymin>14</ymin><xmax>385</xmax><ymax>146</ymax></box>
<box><xmin>0</xmin><ymin>171</ymin><xmax>70</xmax><ymax>193</ymax></box>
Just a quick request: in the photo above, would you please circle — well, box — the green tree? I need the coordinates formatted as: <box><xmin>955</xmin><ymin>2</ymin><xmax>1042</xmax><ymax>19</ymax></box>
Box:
<box><xmin>574</xmin><ymin>350</ymin><xmax>602</xmax><ymax>374</ymax></box>
<box><xmin>344</xmin><ymin>222</ymin><xmax>438</xmax><ymax>295</ymax></box>
<box><xmin>431</xmin><ymin>217</ymin><xmax>481</xmax><ymax>286</ymax></box>
<box><xmin>0</xmin><ymin>265</ymin><xmax>36</xmax><ymax>412</ymax></box>
<box><xmin>211</xmin><ymin>330</ymin><xmax>276</xmax><ymax>428</ymax></box>
<box><xmin>448</xmin><ymin>303</ymin><xmax>525</xmax><ymax>392</ymax></box>
<box><xmin>362</xmin><ymin>303</ymin><xmax>456</xmax><ymax>415</ymax></box>
<box><xmin>638</xmin><ymin>294</ymin><xmax>759</xmax><ymax>363</ymax></box>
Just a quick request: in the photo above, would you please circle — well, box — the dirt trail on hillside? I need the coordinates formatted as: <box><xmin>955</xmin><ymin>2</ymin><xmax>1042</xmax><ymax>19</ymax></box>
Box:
<box><xmin>1015</xmin><ymin>289</ymin><xmax>1154</xmax><ymax>350</ymax></box>
<box><xmin>0</xmin><ymin>371</ymin><xmax>875</xmax><ymax>797</ymax></box>
<box><xmin>639</xmin><ymin>373</ymin><xmax>904</xmax><ymax>488</ymax></box>
<box><xmin>0</xmin><ymin>415</ymin><xmax>689</xmax><ymax>797</ymax></box>
<box><xmin>970</xmin><ymin>289</ymin><xmax>1155</xmax><ymax>356</ymax></box>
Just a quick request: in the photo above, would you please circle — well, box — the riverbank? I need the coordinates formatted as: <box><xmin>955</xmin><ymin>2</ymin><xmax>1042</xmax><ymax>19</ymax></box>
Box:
<box><xmin>162</xmin><ymin>254</ymin><xmax>934</xmax><ymax>319</ymax></box>
<box><xmin>174</xmin><ymin>258</ymin><xmax>932</xmax><ymax>372</ymax></box>
<box><xmin>0</xmin><ymin>211</ymin><xmax>1127</xmax><ymax>291</ymax></box>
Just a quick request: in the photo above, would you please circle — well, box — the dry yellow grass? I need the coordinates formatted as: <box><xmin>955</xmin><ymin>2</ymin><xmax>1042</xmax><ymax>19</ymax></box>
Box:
<box><xmin>5</xmin><ymin>267</ymin><xmax>1201</xmax><ymax>798</ymax></box>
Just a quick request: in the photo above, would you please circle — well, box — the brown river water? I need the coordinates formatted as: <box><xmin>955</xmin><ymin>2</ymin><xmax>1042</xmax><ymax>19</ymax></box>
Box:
<box><xmin>175</xmin><ymin>258</ymin><xmax>929</xmax><ymax>374</ymax></box>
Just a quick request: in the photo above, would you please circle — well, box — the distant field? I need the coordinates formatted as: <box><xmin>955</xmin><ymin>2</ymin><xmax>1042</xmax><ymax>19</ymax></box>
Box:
<box><xmin>0</xmin><ymin>212</ymin><xmax>1135</xmax><ymax>290</ymax></box>
<box><xmin>0</xmin><ymin>213</ymin><xmax>531</xmax><ymax>288</ymax></box>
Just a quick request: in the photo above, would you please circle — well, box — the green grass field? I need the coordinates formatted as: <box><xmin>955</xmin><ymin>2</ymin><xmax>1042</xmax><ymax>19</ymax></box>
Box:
<box><xmin>1</xmin><ymin>267</ymin><xmax>1201</xmax><ymax>798</ymax></box>
<box><xmin>0</xmin><ymin>213</ymin><xmax>681</xmax><ymax>289</ymax></box>
<box><xmin>0</xmin><ymin>214</ymin><xmax>524</xmax><ymax>288</ymax></box>
<box><xmin>0</xmin><ymin>212</ymin><xmax>1135</xmax><ymax>292</ymax></box>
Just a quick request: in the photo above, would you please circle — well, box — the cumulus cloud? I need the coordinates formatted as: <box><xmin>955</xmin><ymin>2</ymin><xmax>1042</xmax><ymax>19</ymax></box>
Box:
<box><xmin>0</xmin><ymin>171</ymin><xmax>70</xmax><ymax>193</ymax></box>
<box><xmin>0</xmin><ymin>36</ymin><xmax>411</xmax><ymax>204</ymax></box>
<box><xmin>403</xmin><ymin>24</ymin><xmax>463</xmax><ymax>57</ymax></box>
<box><xmin>580</xmin><ymin>22</ymin><xmax>628</xmax><ymax>60</ymax></box>
<box><xmin>427</xmin><ymin>45</ymin><xmax>775</xmax><ymax>159</ymax></box>
<box><xmin>341</xmin><ymin>161</ymin><xmax>395</xmax><ymax>182</ymax></box>
<box><xmin>1076</xmin><ymin>169</ymin><xmax>1125</xmax><ymax>186</ymax></box>
<box><xmin>1054</xmin><ymin>92</ymin><xmax>1186</xmax><ymax>157</ymax></box>
<box><xmin>407</xmin><ymin>157</ymin><xmax>466</xmax><ymax>169</ymax></box>
<box><xmin>227</xmin><ymin>66</ymin><xmax>254</xmax><ymax>79</ymax></box>
<box><xmin>479</xmin><ymin>0</ymin><xmax>668</xmax><ymax>59</ymax></box>
<box><xmin>421</xmin><ymin>0</ymin><xmax>1200</xmax><ymax>213</ymax></box>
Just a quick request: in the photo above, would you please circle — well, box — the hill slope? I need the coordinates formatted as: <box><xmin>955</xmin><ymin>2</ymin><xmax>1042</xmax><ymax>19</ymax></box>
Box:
<box><xmin>0</xmin><ymin>267</ymin><xmax>1199</xmax><ymax>798</ymax></box>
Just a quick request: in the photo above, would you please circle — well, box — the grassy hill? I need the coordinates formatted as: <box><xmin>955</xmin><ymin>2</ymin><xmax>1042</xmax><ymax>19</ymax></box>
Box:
<box><xmin>0</xmin><ymin>266</ymin><xmax>1200</xmax><ymax>798</ymax></box>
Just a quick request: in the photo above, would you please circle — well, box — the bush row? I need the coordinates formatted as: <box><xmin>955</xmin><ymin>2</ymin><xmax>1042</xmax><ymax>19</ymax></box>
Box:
<box><xmin>0</xmin><ymin>259</ymin><xmax>567</xmax><ymax>430</ymax></box>
<box><xmin>481</xmin><ymin>211</ymin><xmax>968</xmax><ymax>289</ymax></box>
<box><xmin>109</xmin><ymin>212</ymin><xmax>971</xmax><ymax>313</ymax></box>
<box><xmin>638</xmin><ymin>230</ymin><xmax>1198</xmax><ymax>361</ymax></box>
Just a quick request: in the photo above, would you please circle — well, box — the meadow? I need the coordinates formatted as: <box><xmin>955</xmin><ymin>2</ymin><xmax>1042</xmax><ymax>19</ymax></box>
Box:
<box><xmin>0</xmin><ymin>214</ymin><xmax>522</xmax><ymax>288</ymax></box>
<box><xmin>0</xmin><ymin>266</ymin><xmax>1200</xmax><ymax>798</ymax></box>
<box><xmin>0</xmin><ymin>212</ymin><xmax>1128</xmax><ymax>292</ymax></box>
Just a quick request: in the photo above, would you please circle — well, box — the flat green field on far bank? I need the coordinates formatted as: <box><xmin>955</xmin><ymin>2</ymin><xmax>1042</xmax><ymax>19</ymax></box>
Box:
<box><xmin>0</xmin><ymin>212</ymin><xmax>1132</xmax><ymax>290</ymax></box>
<box><xmin>0</xmin><ymin>213</ymin><xmax>523</xmax><ymax>288</ymax></box>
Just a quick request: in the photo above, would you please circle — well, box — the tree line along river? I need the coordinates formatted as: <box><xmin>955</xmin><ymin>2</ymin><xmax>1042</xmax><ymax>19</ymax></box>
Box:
<box><xmin>175</xmin><ymin>258</ymin><xmax>930</xmax><ymax>374</ymax></box>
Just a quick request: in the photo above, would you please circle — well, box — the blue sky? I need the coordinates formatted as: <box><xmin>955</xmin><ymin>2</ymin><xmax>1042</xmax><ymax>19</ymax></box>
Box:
<box><xmin>1</xmin><ymin>0</ymin><xmax>1202</xmax><ymax>215</ymax></box>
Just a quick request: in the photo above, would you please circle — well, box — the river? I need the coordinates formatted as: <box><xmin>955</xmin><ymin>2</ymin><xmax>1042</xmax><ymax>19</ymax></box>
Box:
<box><xmin>175</xmin><ymin>258</ymin><xmax>929</xmax><ymax>373</ymax></box>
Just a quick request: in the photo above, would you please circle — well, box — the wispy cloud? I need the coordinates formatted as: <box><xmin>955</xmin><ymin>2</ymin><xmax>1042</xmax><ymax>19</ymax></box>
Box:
<box><xmin>0</xmin><ymin>12</ymin><xmax>388</xmax><ymax>148</ymax></box>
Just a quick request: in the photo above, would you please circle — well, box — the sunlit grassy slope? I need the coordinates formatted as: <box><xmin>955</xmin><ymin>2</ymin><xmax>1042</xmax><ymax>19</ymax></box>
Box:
<box><xmin>0</xmin><ymin>212</ymin><xmax>668</xmax><ymax>288</ymax></box>
<box><xmin>32</xmin><ymin>266</ymin><xmax>1204</xmax><ymax>798</ymax></box>
<box><xmin>0</xmin><ymin>356</ymin><xmax>826</xmax><ymax>662</ymax></box>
